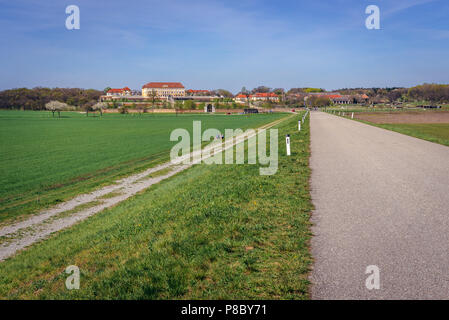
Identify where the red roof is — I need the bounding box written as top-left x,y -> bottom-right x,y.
142,82 -> 185,89
187,89 -> 210,93
253,92 -> 278,98
107,87 -> 131,94
235,94 -> 247,98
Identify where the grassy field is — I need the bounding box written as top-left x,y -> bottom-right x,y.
0,110 -> 286,223
326,109 -> 449,146
0,113 -> 312,299
326,106 -> 449,113
376,123 -> 449,146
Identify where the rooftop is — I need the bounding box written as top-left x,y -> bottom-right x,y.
142,82 -> 185,89
107,87 -> 131,93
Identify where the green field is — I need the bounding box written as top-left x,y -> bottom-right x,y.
377,123 -> 449,146
0,113 -> 313,299
0,110 -> 286,223
325,109 -> 449,146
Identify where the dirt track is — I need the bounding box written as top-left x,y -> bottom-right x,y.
355,111 -> 449,124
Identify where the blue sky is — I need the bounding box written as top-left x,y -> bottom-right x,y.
0,0 -> 448,93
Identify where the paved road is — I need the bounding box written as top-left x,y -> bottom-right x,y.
310,112 -> 449,299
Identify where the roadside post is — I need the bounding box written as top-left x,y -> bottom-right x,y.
298,120 -> 301,131
351,112 -> 354,119
286,134 -> 291,156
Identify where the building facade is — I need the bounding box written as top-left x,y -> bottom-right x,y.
250,92 -> 280,102
234,94 -> 248,103
142,82 -> 185,99
234,92 -> 280,103
331,96 -> 352,105
106,87 -> 131,96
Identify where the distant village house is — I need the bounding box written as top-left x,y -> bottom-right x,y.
250,92 -> 280,102
106,87 -> 131,96
234,92 -> 280,104
186,89 -> 210,96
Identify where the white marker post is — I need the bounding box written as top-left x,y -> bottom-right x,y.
286,134 -> 291,156
298,120 -> 301,131
351,112 -> 354,119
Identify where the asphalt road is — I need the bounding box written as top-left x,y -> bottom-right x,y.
309,111 -> 449,299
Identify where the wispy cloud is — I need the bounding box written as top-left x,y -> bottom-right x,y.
383,0 -> 439,17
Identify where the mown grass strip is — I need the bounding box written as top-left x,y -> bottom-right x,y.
376,123 -> 449,147
326,110 -> 449,146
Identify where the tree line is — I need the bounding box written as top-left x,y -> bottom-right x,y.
0,87 -> 103,110
243,84 -> 449,104
330,84 -> 449,104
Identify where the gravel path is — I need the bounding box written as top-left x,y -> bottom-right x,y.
310,111 -> 449,299
0,116 -> 289,261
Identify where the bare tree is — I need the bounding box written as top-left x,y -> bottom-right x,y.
91,102 -> 106,116
240,87 -> 251,107
149,89 -> 157,115
251,86 -> 271,94
83,101 -> 96,117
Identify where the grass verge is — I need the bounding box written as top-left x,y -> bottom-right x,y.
327,110 -> 449,147
0,113 -> 312,299
376,123 -> 449,147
